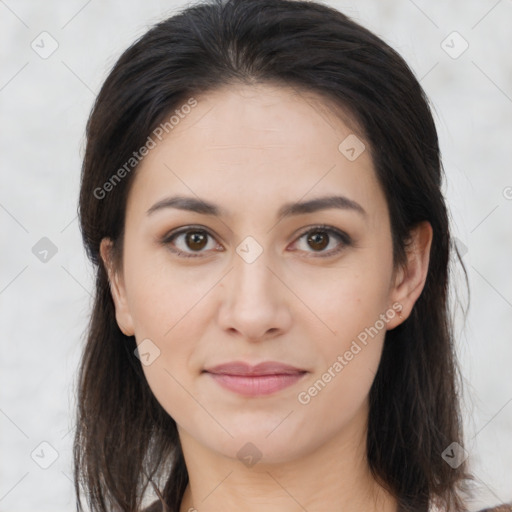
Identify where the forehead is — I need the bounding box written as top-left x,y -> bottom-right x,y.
126,83 -> 385,225
173,82 -> 363,152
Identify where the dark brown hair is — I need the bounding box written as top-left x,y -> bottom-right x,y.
74,0 -> 471,510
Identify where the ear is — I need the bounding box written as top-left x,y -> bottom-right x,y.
386,221 -> 433,330
99,238 -> 135,337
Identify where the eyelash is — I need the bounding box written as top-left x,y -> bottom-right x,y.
160,224 -> 352,259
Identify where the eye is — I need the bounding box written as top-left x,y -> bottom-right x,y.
290,225 -> 352,257
161,226 -> 222,258
161,224 -> 351,259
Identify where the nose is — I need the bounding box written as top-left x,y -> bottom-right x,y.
217,247 -> 292,343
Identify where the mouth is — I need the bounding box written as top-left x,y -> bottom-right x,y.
203,360 -> 307,376
202,361 -> 308,396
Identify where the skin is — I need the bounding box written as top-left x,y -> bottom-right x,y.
100,83 -> 432,512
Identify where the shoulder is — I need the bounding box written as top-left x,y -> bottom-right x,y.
142,499 -> 164,512
477,505 -> 512,512
141,499 -> 512,512
140,500 -> 512,512
142,500 -> 512,512
143,500 -> 512,512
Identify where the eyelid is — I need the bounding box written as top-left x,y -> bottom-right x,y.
161,224 -> 352,258
290,224 -> 352,257
160,225 -> 222,258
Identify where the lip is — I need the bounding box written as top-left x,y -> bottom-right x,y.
203,361 -> 306,376
203,361 -> 308,397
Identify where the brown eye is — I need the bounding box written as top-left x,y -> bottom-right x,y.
292,225 -> 352,257
307,231 -> 329,251
185,231 -> 208,251
162,227 -> 220,258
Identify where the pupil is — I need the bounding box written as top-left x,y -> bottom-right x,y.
187,231 -> 207,250
308,231 -> 328,251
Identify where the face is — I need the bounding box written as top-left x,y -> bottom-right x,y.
101,83 -> 430,466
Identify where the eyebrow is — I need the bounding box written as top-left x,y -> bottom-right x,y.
146,194 -> 367,219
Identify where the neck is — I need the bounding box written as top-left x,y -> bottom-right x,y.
176,405 -> 397,512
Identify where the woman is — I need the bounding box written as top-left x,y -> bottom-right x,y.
73,0 -> 511,511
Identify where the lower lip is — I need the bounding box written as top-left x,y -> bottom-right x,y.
206,372 -> 307,396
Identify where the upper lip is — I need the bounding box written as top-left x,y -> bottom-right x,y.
204,361 -> 307,376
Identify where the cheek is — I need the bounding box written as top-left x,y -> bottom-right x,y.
122,246 -> 208,407
291,255 -> 392,401
294,271 -> 390,427
124,240 -> 214,335
289,254 -> 392,339
295,340 -> 381,446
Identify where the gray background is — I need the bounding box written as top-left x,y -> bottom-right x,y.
1,0 -> 511,510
